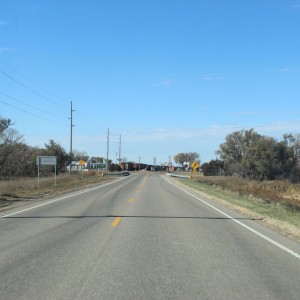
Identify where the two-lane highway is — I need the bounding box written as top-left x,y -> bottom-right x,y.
0,173 -> 299,299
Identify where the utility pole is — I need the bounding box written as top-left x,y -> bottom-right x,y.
119,134 -> 121,163
69,100 -> 75,175
138,157 -> 142,171
168,155 -> 172,172
153,157 -> 157,171
106,128 -> 109,171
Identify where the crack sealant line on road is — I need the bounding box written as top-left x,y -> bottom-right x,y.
163,176 -> 300,260
0,176 -> 129,219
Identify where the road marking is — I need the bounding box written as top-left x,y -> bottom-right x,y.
1,177 -> 129,219
112,217 -> 122,227
165,177 -> 300,260
128,198 -> 134,203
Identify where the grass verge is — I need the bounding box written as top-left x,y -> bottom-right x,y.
0,172 -> 116,210
177,177 -> 300,241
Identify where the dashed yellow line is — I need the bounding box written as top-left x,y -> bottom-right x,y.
128,198 -> 134,203
112,217 -> 122,227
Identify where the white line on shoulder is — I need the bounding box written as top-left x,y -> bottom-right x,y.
1,177 -> 127,218
164,176 -> 300,260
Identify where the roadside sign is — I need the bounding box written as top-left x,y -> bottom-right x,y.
36,156 -> 57,188
191,162 -> 199,174
191,162 -> 199,170
36,156 -> 57,166
79,160 -> 86,166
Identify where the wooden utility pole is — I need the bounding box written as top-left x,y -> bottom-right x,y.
69,101 -> 75,175
119,134 -> 121,163
106,128 -> 109,170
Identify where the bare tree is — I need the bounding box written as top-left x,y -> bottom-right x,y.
0,128 -> 23,175
0,117 -> 13,133
73,150 -> 89,162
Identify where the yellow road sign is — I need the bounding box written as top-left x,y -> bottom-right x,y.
191,162 -> 199,170
79,160 -> 86,166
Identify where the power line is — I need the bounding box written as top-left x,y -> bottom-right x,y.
0,70 -> 63,107
0,98 -> 67,125
0,62 -> 104,134
0,91 -> 64,118
76,111 -> 101,131
0,58 -> 68,106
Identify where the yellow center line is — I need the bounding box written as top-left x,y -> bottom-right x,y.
112,217 -> 122,227
128,198 -> 134,203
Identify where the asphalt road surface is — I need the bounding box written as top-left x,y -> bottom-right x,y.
0,173 -> 299,299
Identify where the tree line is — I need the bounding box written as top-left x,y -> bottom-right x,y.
173,129 -> 300,181
2,116 -> 300,181
0,116 -> 91,178
202,129 -> 300,181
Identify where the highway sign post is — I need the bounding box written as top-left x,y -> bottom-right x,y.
79,160 -> 86,179
36,156 -> 57,188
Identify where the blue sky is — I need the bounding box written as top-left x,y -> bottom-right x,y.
1,0 -> 300,165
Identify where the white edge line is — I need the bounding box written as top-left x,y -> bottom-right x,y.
164,176 -> 300,260
1,177 -> 128,219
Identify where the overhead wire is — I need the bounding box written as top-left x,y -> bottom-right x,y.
0,67 -> 100,132
0,58 -> 68,106
0,91 -> 66,119
0,70 -> 64,107
0,98 -> 67,125
0,62 -> 108,152
76,113 -> 101,131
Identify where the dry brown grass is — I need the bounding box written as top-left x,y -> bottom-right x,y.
175,178 -> 300,241
174,175 -> 300,240
190,175 -> 300,209
0,172 -> 115,209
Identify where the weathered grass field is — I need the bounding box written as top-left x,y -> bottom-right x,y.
0,171 -> 115,210
179,175 -> 300,241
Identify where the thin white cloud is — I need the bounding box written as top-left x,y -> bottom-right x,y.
279,67 -> 292,72
291,2 -> 300,9
155,79 -> 177,87
202,73 -> 221,81
117,120 -> 300,145
24,120 -> 300,165
265,67 -> 300,73
122,126 -> 238,142
279,67 -> 300,73
229,110 -> 300,118
0,21 -> 10,27
232,111 -> 278,117
0,47 -> 13,53
257,119 -> 300,133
